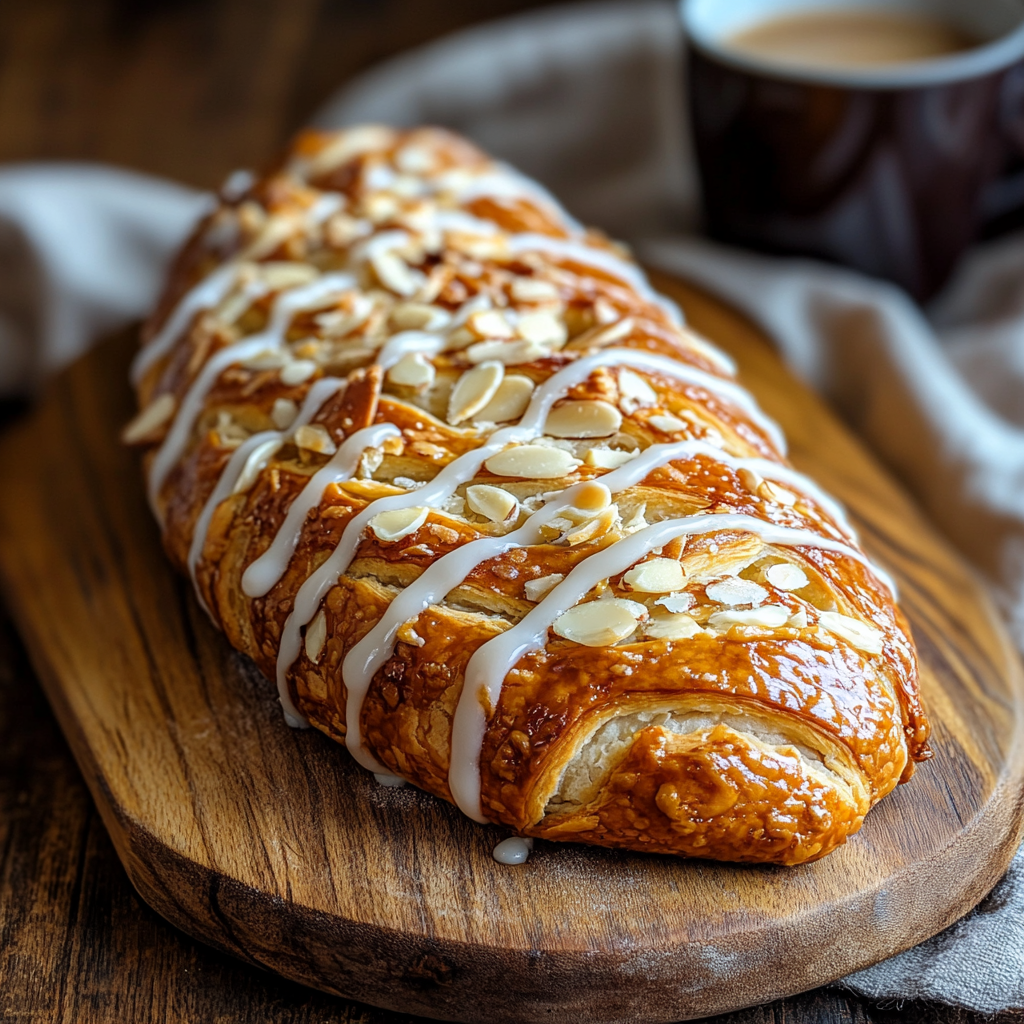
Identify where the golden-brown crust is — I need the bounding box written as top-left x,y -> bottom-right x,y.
128,125 -> 930,866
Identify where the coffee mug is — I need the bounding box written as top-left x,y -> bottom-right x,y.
682,0 -> 1024,300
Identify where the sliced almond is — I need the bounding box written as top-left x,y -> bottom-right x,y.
466,484 -> 519,523
391,302 -> 451,331
369,506 -> 429,542
618,369 -> 658,414
623,558 -> 685,594
648,413 -> 687,434
294,423 -> 337,456
545,399 -> 622,439
304,126 -> 396,178
387,352 -> 436,391
574,481 -> 612,512
280,359 -> 318,386
705,578 -> 768,607
371,251 -> 425,297
524,573 -> 564,601
593,298 -> 620,324
473,374 -> 535,424
122,393 -> 176,444
762,480 -> 798,506
645,612 -> 703,641
818,611 -> 883,654
511,278 -> 559,302
584,447 -> 638,469
564,505 -> 618,546
271,398 -> 299,430
232,438 -> 282,494
394,144 -> 437,175
553,598 -> 645,647
485,445 -> 579,479
516,310 -> 567,348
260,261 -> 319,290
656,591 -> 695,613
765,563 -> 809,591
467,309 -> 513,339
789,607 -> 809,629
305,608 -> 328,664
737,467 -> 764,494
448,361 -> 504,424
465,339 -> 549,366
709,605 -> 791,630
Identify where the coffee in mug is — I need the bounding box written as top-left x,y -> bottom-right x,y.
681,0 -> 1024,300
726,10 -> 979,68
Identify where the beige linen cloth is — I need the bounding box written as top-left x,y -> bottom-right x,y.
1,1 -> 1023,1012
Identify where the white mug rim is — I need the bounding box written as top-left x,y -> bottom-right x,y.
680,0 -> 1024,89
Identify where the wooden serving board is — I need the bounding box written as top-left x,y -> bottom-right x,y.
1,275 -> 1022,1024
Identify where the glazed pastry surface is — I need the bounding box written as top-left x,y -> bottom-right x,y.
127,126 -> 930,865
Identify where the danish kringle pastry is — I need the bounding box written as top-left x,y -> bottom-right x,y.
126,126 -> 930,866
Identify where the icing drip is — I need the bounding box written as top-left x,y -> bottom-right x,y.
241,422 -> 402,599
492,836 -> 533,865
448,512 -> 896,822
147,272 -> 356,515
187,376 -> 348,617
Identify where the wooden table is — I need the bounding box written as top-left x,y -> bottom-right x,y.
0,1 -> 1021,1021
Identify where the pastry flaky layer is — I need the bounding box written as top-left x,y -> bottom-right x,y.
127,125 -> 930,866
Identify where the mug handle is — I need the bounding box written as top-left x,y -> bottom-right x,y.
979,60 -> 1024,237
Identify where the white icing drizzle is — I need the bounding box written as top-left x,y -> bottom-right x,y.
187,376 -> 348,617
147,273 -> 356,515
448,512 -> 896,822
376,330 -> 448,370
241,422 -> 401,599
131,262 -> 256,386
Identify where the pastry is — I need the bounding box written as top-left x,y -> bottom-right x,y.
126,126 -> 931,865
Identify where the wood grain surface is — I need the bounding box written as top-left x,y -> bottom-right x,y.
0,274 -> 1022,1023
0,1 -> 1022,1021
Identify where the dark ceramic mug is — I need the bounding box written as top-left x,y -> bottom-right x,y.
682,0 -> 1024,299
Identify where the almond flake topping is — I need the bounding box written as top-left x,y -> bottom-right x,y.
511,278 -> 559,302
372,250 -> 425,297
709,605 -> 791,630
387,352 -> 436,390
623,558 -> 686,594
584,447 -> 638,469
818,611 -> 883,654
465,339 -> 551,366
448,361 -> 504,424
544,399 -> 622,439
553,598 -> 647,647
705,578 -> 768,607
765,563 -> 809,591
618,369 -> 657,414
271,398 -> 299,430
466,484 -> 519,523
391,302 -> 451,331
468,309 -> 513,339
369,506 -> 429,542
294,424 -> 337,456
473,375 -> 535,424
645,613 -> 703,641
648,413 -> 687,434
122,393 -> 176,444
524,574 -> 565,601
484,445 -> 580,479
280,360 -> 318,386
305,608 -> 328,664
516,310 -> 567,348
657,591 -> 695,613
